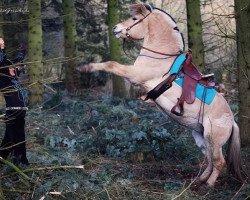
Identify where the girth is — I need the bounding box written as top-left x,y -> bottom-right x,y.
145,50 -> 215,116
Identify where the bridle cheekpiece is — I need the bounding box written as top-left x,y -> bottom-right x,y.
125,12 -> 151,39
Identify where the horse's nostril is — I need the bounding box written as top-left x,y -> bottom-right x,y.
112,26 -> 117,31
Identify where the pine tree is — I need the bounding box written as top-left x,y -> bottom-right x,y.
62,0 -> 79,92
186,0 -> 205,70
28,0 -> 43,104
235,0 -> 250,146
108,0 -> 128,97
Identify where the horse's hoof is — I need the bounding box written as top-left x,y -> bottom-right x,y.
76,64 -> 92,73
196,183 -> 213,195
190,180 -> 203,190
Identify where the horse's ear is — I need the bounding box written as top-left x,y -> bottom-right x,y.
129,4 -> 148,16
144,4 -> 153,12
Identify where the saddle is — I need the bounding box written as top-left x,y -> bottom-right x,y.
145,50 -> 215,116
171,51 -> 215,116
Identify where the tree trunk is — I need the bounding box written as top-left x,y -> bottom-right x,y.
108,0 -> 128,97
235,0 -> 250,146
28,0 -> 43,104
62,0 -> 80,93
186,0 -> 205,70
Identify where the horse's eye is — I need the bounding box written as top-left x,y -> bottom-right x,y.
132,17 -> 137,21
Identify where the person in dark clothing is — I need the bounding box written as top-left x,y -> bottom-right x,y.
0,37 -> 29,165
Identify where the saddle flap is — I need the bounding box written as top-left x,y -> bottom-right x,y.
181,74 -> 197,104
182,61 -> 203,81
181,51 -> 203,81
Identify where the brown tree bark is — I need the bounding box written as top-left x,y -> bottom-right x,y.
235,0 -> 250,146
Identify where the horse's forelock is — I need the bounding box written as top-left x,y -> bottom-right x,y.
129,4 -> 148,16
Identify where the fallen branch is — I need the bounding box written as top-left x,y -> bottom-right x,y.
231,181 -> 247,200
0,137 -> 36,151
2,189 -> 32,194
1,165 -> 84,179
39,191 -> 66,200
0,157 -> 32,181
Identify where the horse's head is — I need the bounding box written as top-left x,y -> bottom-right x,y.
112,4 -> 152,40
113,4 -> 184,53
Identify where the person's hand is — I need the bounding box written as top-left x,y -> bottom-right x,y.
0,38 -> 5,49
9,67 -> 16,76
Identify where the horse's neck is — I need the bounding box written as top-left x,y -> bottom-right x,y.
133,12 -> 183,85
142,12 -> 183,56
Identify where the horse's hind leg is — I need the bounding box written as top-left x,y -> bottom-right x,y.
192,130 -> 213,185
203,121 -> 232,187
206,145 -> 225,187
197,140 -> 213,183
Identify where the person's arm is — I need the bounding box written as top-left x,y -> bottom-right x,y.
0,49 -> 5,63
12,44 -> 26,63
12,44 -> 26,76
0,38 -> 6,63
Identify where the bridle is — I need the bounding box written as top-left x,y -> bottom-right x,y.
125,12 -> 151,38
124,9 -> 183,58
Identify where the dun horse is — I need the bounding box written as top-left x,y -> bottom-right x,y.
77,4 -> 243,187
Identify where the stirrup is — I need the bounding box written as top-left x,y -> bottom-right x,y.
202,73 -> 214,78
171,98 -> 184,116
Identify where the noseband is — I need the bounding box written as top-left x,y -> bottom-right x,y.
124,11 -> 182,57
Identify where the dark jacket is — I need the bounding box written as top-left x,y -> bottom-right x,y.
0,48 -> 25,79
0,49 -> 11,77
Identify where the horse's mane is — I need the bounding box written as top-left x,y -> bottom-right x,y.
153,8 -> 177,24
152,7 -> 185,52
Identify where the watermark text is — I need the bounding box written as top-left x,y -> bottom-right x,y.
0,8 -> 29,14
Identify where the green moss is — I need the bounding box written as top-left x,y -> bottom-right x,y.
186,0 -> 205,71
108,0 -> 128,97
62,0 -> 80,92
28,0 -> 44,105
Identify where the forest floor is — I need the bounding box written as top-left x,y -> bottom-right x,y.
0,89 -> 249,200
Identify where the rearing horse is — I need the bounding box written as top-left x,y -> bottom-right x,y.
77,3 -> 243,187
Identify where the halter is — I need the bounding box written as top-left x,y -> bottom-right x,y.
124,9 -> 183,57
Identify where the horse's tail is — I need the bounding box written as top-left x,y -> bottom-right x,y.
226,121 -> 244,182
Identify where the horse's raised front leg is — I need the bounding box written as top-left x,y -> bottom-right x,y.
77,61 -> 136,82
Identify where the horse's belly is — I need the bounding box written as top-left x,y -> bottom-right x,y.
155,95 -> 202,130
145,82 -> 202,130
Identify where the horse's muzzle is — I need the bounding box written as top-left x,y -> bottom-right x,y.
112,26 -> 123,38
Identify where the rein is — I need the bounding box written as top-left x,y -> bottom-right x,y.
124,11 -> 182,58
139,45 -> 182,57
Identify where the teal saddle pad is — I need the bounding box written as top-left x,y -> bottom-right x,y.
169,54 -> 217,105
